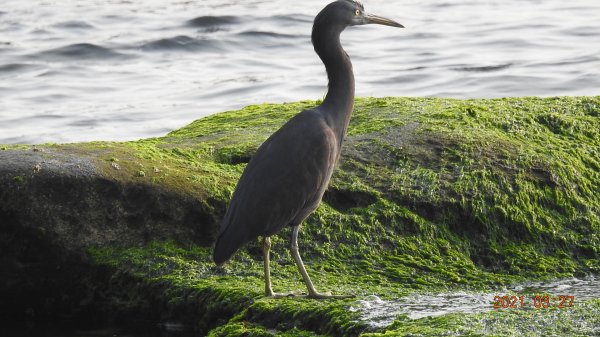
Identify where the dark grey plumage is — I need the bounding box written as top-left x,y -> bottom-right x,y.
213,0 -> 402,298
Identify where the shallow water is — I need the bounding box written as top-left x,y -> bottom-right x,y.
350,275 -> 600,328
1,0 -> 599,144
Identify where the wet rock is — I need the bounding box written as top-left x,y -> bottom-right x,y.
0,149 -> 217,319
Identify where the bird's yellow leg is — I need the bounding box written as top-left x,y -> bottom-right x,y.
263,236 -> 302,298
290,225 -> 354,299
263,236 -> 275,297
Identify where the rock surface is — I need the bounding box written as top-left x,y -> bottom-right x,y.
0,148 -> 220,318
0,96 -> 598,335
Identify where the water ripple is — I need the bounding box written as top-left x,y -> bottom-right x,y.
237,30 -> 301,39
453,63 -> 513,72
140,36 -> 220,52
34,43 -> 131,61
186,15 -> 239,27
52,21 -> 96,30
0,63 -> 39,73
351,276 -> 600,328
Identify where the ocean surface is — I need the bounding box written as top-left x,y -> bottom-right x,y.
1,0 -> 599,144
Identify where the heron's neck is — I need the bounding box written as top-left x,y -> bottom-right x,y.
313,25 -> 355,139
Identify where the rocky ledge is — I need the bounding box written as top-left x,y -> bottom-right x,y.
1,96 -> 598,336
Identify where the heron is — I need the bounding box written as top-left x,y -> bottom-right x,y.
213,0 -> 403,299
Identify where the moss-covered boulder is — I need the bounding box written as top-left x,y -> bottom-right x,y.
0,96 -> 598,335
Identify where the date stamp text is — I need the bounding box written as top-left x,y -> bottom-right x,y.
492,295 -> 574,309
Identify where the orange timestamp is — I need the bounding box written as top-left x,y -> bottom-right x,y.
493,295 -> 574,309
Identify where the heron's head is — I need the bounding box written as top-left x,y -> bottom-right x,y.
320,0 -> 404,29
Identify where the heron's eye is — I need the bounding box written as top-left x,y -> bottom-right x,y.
355,9 -> 360,16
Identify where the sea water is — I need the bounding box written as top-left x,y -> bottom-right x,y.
1,0 -> 599,144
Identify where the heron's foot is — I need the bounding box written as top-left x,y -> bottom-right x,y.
306,291 -> 355,299
265,289 -> 305,298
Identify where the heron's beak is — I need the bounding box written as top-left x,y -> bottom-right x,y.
366,14 -> 404,28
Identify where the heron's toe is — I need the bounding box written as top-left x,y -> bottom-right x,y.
307,292 -> 355,299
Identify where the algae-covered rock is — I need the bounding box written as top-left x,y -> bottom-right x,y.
0,146 -> 222,320
0,96 -> 598,335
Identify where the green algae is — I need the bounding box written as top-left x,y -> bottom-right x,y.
208,323 -> 329,337
89,241 -> 366,336
11,96 -> 598,335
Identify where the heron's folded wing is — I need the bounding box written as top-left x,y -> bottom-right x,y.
219,109 -> 336,243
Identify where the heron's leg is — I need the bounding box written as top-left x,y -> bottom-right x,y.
290,225 -> 318,295
263,236 -> 275,297
290,225 -> 354,299
263,236 -> 300,298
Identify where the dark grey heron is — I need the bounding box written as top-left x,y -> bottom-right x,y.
213,0 -> 403,298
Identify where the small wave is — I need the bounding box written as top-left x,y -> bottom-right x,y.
405,66 -> 428,71
140,35 -> 218,52
453,63 -> 512,72
0,63 -> 39,73
52,20 -> 96,30
561,26 -> 599,37
186,15 -> 238,27
534,54 -> 599,67
409,32 -> 442,39
433,2 -> 459,8
30,28 -> 51,35
271,14 -> 312,24
35,43 -> 129,60
68,119 -> 99,127
237,30 -> 299,39
28,94 -> 72,104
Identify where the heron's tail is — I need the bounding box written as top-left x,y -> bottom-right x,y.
212,222 -> 248,266
212,235 -> 238,266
